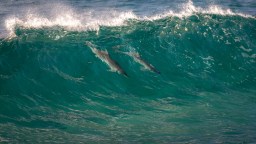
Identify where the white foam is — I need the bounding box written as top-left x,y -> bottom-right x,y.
146,0 -> 252,20
4,0 -> 253,37
5,10 -> 138,37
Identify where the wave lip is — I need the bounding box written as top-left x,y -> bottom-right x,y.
145,0 -> 253,20
4,11 -> 138,37
3,0 -> 254,37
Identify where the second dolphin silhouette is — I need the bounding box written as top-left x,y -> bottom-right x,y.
118,51 -> 160,74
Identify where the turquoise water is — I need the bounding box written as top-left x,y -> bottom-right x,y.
0,1 -> 256,143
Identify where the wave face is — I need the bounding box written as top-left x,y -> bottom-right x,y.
0,2 -> 256,143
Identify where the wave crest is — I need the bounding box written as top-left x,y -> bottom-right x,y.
4,0 -> 254,37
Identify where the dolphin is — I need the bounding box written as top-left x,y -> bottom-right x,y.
86,42 -> 128,77
118,51 -> 160,74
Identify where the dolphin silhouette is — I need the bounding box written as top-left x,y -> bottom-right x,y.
86,42 -> 128,77
118,51 -> 160,74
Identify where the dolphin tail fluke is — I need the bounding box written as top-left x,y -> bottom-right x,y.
123,72 -> 129,78
154,69 -> 161,74
149,64 -> 161,74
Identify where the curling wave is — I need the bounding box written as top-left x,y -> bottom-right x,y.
0,1 -> 256,143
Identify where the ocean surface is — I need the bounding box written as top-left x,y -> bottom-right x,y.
0,0 -> 256,143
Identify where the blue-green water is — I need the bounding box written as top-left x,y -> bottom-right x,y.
0,0 -> 256,143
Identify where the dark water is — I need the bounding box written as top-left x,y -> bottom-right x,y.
0,0 -> 256,143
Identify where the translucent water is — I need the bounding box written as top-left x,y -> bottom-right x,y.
0,0 -> 256,143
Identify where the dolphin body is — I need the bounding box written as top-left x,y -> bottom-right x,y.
86,42 -> 128,77
119,51 -> 160,74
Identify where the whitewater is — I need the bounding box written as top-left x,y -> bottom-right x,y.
0,0 -> 256,143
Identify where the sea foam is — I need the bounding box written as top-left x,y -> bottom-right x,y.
4,0 -> 253,37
